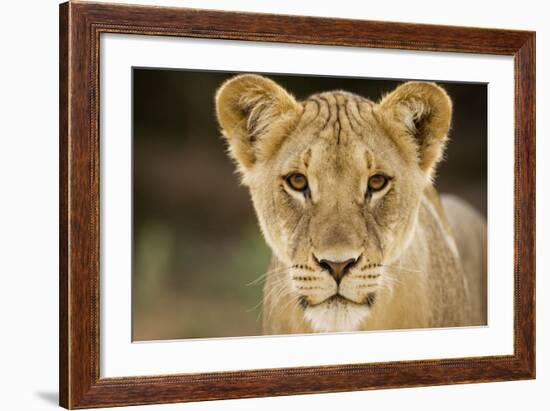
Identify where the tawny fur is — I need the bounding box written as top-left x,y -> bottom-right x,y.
215,74 -> 487,334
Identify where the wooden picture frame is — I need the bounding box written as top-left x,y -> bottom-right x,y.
59,1 -> 535,408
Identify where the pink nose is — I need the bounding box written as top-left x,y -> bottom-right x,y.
317,258 -> 357,284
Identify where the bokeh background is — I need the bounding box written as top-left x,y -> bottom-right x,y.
132,68 -> 487,341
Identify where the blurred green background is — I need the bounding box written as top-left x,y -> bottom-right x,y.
132,69 -> 487,341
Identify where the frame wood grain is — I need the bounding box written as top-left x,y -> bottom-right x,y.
59,1 -> 535,408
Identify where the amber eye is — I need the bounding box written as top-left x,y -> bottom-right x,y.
286,173 -> 308,192
368,174 -> 389,192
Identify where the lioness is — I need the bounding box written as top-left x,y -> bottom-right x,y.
215,75 -> 487,334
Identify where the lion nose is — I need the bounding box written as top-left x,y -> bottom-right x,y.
316,257 -> 358,284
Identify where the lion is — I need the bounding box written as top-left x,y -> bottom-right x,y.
215,74 -> 487,334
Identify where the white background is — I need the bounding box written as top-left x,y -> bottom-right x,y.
0,0 -> 546,410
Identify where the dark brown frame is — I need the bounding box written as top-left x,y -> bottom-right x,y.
59,1 -> 536,409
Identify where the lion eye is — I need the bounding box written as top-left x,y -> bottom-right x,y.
286,173 -> 308,192
368,174 -> 389,192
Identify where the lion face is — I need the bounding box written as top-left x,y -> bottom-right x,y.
216,75 -> 452,332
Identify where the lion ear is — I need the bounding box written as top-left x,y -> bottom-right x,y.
377,81 -> 452,180
215,74 -> 302,174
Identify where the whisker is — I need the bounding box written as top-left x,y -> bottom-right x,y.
245,266 -> 293,287
246,297 -> 266,313
276,292 -> 301,318
246,278 -> 289,313
265,288 -> 298,321
281,296 -> 301,317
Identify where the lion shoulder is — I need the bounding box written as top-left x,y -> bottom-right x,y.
440,193 -> 487,324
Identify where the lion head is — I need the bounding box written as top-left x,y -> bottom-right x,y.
215,74 -> 452,332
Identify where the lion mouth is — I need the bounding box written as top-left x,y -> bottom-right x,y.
326,295 -> 355,305
301,293 -> 376,308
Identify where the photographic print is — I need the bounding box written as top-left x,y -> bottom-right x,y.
132,69 -> 487,341
60,3 -> 535,407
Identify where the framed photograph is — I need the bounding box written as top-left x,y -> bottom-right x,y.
59,1 -> 535,408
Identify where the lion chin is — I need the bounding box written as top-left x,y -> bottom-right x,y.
303,296 -> 372,333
